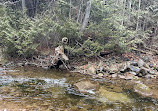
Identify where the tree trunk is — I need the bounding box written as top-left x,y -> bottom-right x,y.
22,0 -> 26,11
142,18 -> 146,31
77,0 -> 83,23
136,0 -> 141,31
80,0 -> 92,33
69,0 -> 72,20
128,0 -> 132,23
121,0 -> 126,26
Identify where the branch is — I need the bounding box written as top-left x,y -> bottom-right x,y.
0,0 -> 21,6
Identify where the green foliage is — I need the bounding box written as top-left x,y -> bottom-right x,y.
0,7 -> 39,57
83,39 -> 104,56
57,19 -> 80,40
0,6 -> 80,57
0,0 -> 157,58
65,39 -> 104,57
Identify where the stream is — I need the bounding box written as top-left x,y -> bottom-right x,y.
0,66 -> 158,111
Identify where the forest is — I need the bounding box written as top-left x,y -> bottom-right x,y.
0,0 -> 158,110
0,0 -> 157,58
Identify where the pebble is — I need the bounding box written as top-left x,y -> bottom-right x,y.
98,73 -> 104,77
149,64 -> 154,68
111,74 -> 117,78
129,71 -> 137,75
118,75 -> 125,79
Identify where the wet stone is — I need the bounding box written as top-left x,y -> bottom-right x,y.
108,64 -> 119,74
129,71 -> 137,75
118,75 -> 126,79
125,73 -> 135,80
149,70 -> 156,75
138,59 -> 145,67
134,82 -> 153,97
130,61 -> 138,66
143,63 -> 150,69
119,62 -> 130,73
149,63 -> 154,68
143,56 -> 150,62
73,80 -> 100,95
145,74 -> 157,79
111,74 -> 117,78
97,86 -> 130,103
129,65 -> 140,73
98,73 -> 104,77
139,67 -> 149,76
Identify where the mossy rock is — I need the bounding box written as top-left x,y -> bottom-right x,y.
74,80 -> 100,95
134,83 -> 153,97
97,86 -> 130,103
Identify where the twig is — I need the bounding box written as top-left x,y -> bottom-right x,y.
60,59 -> 69,70
131,47 -> 153,55
0,0 -> 21,6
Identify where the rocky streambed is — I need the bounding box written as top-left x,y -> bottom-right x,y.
0,66 -> 158,110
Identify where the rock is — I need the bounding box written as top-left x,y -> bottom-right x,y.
119,62 -> 130,73
145,74 -> 157,79
133,76 -> 140,80
73,80 -> 100,95
103,73 -> 109,78
17,62 -> 25,67
98,73 -> 104,77
0,86 -> 11,93
138,59 -> 145,67
149,63 -> 154,68
143,63 -> 150,69
129,65 -> 140,73
139,67 -> 149,76
149,69 -> 156,75
123,57 -> 130,61
137,73 -> 143,77
111,74 -> 117,78
108,64 -> 119,74
97,86 -> 130,103
130,61 -> 138,66
108,85 -> 123,93
88,65 -> 96,75
118,75 -> 126,79
97,61 -> 104,72
143,56 -> 150,62
134,82 -> 153,97
0,67 -> 5,71
129,71 -> 137,75
124,72 -> 135,80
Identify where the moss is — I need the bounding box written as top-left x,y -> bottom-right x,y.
97,86 -> 130,103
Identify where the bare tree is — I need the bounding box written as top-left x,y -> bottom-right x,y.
22,0 -> 26,11
136,0 -> 141,31
80,0 -> 92,33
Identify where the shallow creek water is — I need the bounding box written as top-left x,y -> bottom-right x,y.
0,66 -> 158,111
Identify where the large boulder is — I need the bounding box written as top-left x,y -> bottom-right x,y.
97,86 -> 130,103
134,82 -> 153,97
73,80 -> 100,95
